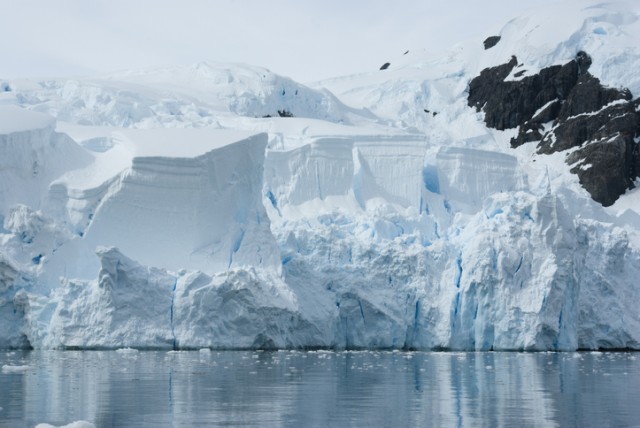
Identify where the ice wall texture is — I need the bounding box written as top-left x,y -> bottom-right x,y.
0,106 -> 92,217
75,133 -> 279,275
17,185 -> 640,350
7,126 -> 639,351
2,0 -> 640,350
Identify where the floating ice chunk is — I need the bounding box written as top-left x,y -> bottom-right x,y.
35,421 -> 96,428
1,364 -> 30,373
115,347 -> 139,354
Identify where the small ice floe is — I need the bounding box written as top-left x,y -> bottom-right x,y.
35,421 -> 96,428
1,364 -> 30,373
115,347 -> 139,354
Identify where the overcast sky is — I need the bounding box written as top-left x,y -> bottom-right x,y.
1,1 -> 550,82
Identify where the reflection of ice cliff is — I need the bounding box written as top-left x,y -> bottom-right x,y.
2,1 -> 640,350
5,351 -> 639,426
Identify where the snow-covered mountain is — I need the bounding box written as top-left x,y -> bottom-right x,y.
1,0 -> 639,350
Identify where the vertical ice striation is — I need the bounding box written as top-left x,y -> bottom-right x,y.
435,147 -> 525,211
44,130 -> 281,280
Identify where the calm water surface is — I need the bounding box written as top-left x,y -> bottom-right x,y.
0,350 -> 639,427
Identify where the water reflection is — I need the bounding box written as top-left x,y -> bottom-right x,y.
1,350 -> 638,427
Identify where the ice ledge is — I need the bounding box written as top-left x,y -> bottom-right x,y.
40,131 -> 280,280
0,105 -> 55,135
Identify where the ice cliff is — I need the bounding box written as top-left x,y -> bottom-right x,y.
1,0 -> 640,350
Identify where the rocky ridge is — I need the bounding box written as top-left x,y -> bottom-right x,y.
468,51 -> 640,206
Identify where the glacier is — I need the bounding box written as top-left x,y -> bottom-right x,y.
1,0 -> 640,351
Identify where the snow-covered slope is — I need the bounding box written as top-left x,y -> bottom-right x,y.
1,0 -> 640,350
8,62 -> 374,128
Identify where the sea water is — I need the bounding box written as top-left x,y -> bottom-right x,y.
1,350 -> 639,427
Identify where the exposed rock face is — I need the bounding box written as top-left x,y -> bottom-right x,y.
468,52 -> 640,206
483,36 -> 501,50
468,53 -> 591,131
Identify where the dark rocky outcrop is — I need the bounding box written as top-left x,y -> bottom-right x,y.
468,54 -> 589,131
538,97 -> 635,154
261,109 -> 295,118
483,36 -> 501,50
277,109 -> 294,118
468,51 -> 640,206
567,133 -> 637,206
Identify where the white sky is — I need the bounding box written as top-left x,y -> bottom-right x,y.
1,0 -> 553,82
